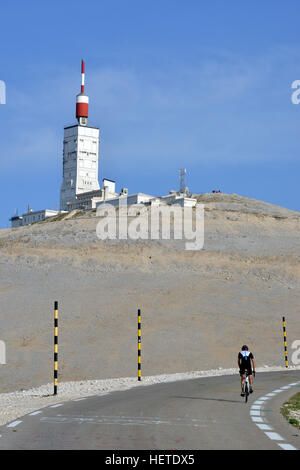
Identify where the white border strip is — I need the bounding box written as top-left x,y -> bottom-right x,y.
250,381 -> 300,450
28,410 -> 42,416
7,420 -> 22,428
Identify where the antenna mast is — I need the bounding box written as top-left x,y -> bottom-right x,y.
179,168 -> 187,194
76,59 -> 89,126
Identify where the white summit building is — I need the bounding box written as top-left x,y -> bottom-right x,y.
60,124 -> 101,210
10,208 -> 60,228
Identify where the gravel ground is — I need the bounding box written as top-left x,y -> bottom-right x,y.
1,365 -> 300,427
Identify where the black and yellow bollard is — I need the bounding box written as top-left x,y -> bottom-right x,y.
54,301 -> 58,395
138,309 -> 141,381
282,316 -> 288,368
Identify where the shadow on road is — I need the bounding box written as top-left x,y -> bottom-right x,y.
173,396 -> 242,404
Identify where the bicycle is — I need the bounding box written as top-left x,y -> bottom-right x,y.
244,371 -> 250,403
243,370 -> 255,403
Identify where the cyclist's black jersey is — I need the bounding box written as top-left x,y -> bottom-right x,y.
238,351 -> 254,370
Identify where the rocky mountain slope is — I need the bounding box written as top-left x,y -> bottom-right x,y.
0,193 -> 299,393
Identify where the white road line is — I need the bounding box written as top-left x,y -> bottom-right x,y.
29,411 -> 42,416
39,415 -> 209,427
251,416 -> 264,422
256,424 -> 273,431
265,432 -> 284,441
7,420 -> 22,428
50,403 -> 63,408
251,381 -> 299,450
278,443 -> 297,451
73,398 -> 86,401
250,410 -> 261,416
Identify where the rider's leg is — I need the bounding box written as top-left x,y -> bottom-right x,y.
249,373 -> 253,392
241,373 -> 245,395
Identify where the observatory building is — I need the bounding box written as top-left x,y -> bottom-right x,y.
9,61 -> 197,228
60,60 -> 117,211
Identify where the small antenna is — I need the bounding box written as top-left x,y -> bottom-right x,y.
179,168 -> 187,194
81,59 -> 85,93
76,59 -> 89,124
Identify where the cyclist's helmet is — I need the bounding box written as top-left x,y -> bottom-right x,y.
242,345 -> 248,350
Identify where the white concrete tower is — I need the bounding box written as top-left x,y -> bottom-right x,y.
60,60 -> 100,211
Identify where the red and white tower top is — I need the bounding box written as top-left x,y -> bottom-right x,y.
76,59 -> 89,125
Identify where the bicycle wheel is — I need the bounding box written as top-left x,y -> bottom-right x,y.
245,382 -> 249,403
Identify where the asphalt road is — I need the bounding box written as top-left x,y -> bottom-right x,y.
0,371 -> 299,450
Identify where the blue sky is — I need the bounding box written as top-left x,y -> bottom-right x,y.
1,1 -> 300,227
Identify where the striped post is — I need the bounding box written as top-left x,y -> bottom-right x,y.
138,309 -> 141,381
54,301 -> 58,394
282,316 -> 288,368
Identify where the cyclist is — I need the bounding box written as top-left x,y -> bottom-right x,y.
238,345 -> 256,397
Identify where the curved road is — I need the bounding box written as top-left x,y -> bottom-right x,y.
0,371 -> 299,450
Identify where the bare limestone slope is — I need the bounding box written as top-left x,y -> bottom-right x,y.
0,193 -> 299,393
